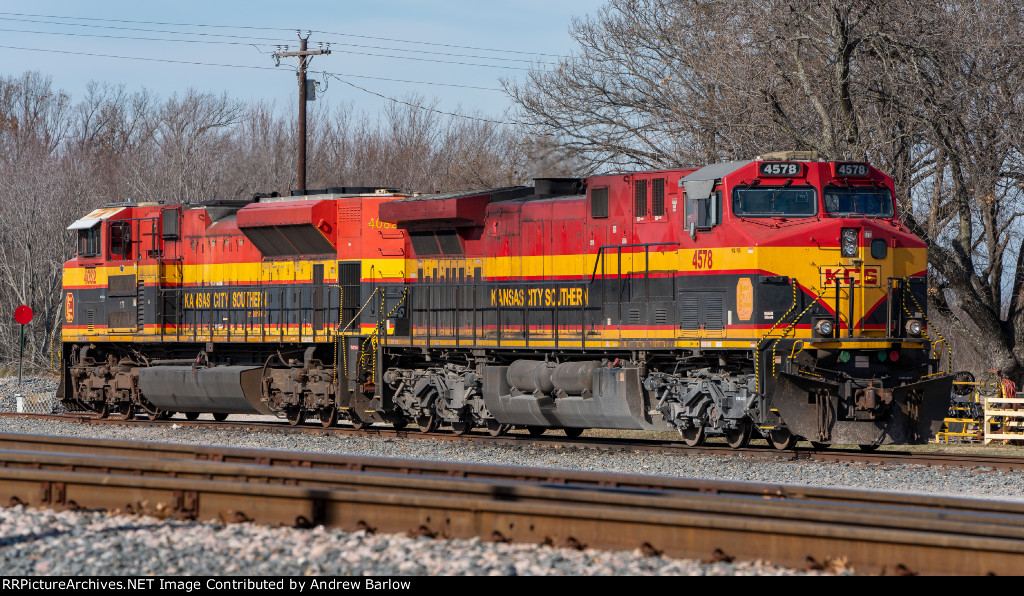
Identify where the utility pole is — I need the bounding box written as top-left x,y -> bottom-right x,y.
273,32 -> 330,193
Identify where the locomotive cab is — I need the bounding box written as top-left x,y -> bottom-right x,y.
672,152 -> 951,446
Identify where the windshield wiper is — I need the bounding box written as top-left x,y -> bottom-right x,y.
735,179 -> 760,208
767,180 -> 793,214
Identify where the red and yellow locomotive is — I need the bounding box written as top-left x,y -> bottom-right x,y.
60,151 -> 952,447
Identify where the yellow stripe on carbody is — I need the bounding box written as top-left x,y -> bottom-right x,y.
63,243 -> 925,347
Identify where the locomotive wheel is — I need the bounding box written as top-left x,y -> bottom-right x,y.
93,402 -> 109,419
527,426 -> 546,437
767,428 -> 797,450
139,401 -> 161,421
285,407 -> 305,426
451,415 -> 473,436
349,411 -> 370,430
417,414 -> 439,433
319,406 -> 338,428
724,421 -> 753,449
485,419 -> 509,437
212,413 -> 229,422
563,427 -> 584,439
109,402 -> 134,421
680,425 -> 705,447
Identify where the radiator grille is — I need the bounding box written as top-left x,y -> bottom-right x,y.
634,180 -> 648,217
680,297 -> 700,330
338,205 -> 361,221
652,178 -> 665,216
705,296 -> 725,331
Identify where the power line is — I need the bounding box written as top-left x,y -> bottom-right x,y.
0,16 -> 292,43
311,29 -> 566,60
0,16 -> 552,64
0,11 -> 568,59
311,42 -> 552,65
0,26 -> 279,48
0,15 -> 554,63
0,44 -> 506,91
322,49 -> 534,71
0,26 -> 540,70
324,73 -> 518,125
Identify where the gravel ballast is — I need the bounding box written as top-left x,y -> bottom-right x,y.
0,376 -> 58,414
0,507 -> 836,576
0,375 -> 1013,575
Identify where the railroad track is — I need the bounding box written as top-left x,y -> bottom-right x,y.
2,433 -> 1024,575
4,411 -> 1024,471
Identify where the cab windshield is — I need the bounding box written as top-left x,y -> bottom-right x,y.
823,186 -> 894,217
731,186 -> 817,217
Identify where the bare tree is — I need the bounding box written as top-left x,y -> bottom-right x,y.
0,73 -> 83,368
0,71 -> 537,370
866,0 -> 1024,376
126,90 -> 245,204
506,0 -> 1024,380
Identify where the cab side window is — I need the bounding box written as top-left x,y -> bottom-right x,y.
109,222 -> 133,259
590,187 -> 609,219
685,187 -> 722,229
78,227 -> 100,258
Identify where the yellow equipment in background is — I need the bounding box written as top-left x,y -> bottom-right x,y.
981,371 -> 1024,445
935,370 -> 1024,445
934,371 -> 985,443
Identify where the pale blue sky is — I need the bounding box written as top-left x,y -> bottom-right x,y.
0,1 -> 600,119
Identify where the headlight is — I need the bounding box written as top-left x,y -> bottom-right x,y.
841,228 -> 859,257
815,319 -> 834,336
905,319 -> 923,336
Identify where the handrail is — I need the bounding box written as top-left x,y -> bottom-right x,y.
900,277 -> 952,374
588,242 -> 680,284
338,287 -> 380,335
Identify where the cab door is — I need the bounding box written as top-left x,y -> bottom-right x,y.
105,220 -> 139,333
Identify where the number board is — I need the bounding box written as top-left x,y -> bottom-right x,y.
833,162 -> 870,177
758,162 -> 803,177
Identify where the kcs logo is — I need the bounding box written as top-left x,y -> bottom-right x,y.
820,266 -> 881,288
65,292 -> 74,323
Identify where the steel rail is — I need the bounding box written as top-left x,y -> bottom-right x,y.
4,441 -> 1024,534
2,443 -> 1024,574
5,412 -> 1024,471
0,432 -> 1021,516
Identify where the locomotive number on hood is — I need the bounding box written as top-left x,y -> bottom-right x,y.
692,249 -> 713,269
